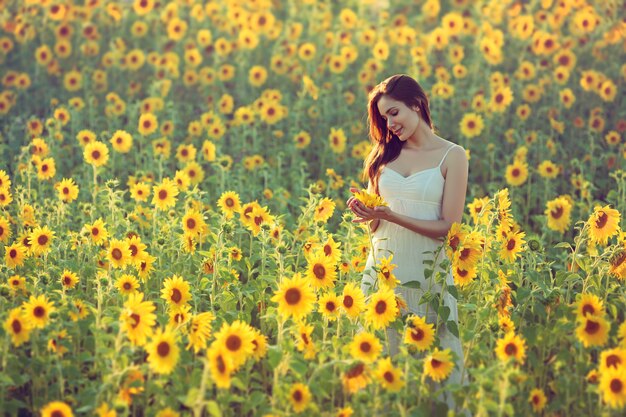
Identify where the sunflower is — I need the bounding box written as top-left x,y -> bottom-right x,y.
110,130 -> 133,153
182,209 -> 206,237
55,178 -> 79,202
116,274 -> 140,295
489,86 -> 513,112
528,388 -> 547,412
152,178 -> 179,210
120,292 -> 156,346
5,242 -> 26,269
69,299 -> 89,322
85,218 -> 109,245
213,320 -> 256,369
424,348 -> 454,382
377,255 -> 399,288
609,248 -> 626,280
454,232 -> 483,270
36,157 -> 56,180
84,141 -> 110,167
217,191 -> 241,219
289,383 -> 311,414
130,181 -> 151,202
545,197 -> 572,233
365,287 -> 398,330
168,304 -> 192,329
340,282 -> 366,319
505,160 -> 528,187
318,292 -> 341,321
342,362 -> 371,393
107,238 -> 131,269
247,328 -> 267,362
146,327 -> 179,374
28,225 -> 55,256
452,264 -> 477,287
306,252 -> 337,290
495,332 -> 527,364
207,344 -> 234,388
587,205 -> 621,246
136,253 -> 157,281
576,315 -> 609,348
161,275 -> 191,308
499,230 -> 526,263
600,367 -> 626,409
600,347 -> 626,372
126,235 -> 147,267
0,216 -> 11,243
328,127 -> 347,154
7,274 -> 27,295
576,293 -> 604,320
314,197 -> 335,223
0,187 -> 12,207
271,273 -> 316,321
498,314 -> 515,333
23,294 -> 55,329
186,311 -> 215,353
349,332 -> 382,363
459,112 -> 484,138
375,357 -> 405,392
137,113 -> 158,136
537,160 -> 559,179
60,269 -> 79,290
41,401 -> 73,417
4,307 -> 31,347
404,315 -> 435,351
294,131 -> 311,149
294,322 -> 317,359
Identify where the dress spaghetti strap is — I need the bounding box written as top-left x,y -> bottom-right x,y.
437,144 -> 458,167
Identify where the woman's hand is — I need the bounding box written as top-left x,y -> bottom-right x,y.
346,187 -> 392,223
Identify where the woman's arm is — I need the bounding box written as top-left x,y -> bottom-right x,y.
350,146 -> 468,239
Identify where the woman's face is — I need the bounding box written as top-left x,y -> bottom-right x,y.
376,94 -> 420,142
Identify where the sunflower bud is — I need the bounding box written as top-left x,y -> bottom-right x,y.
527,238 -> 541,251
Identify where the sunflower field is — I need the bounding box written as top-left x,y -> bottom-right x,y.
0,0 -> 625,416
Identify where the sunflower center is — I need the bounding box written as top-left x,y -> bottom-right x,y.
467,121 -> 475,129
459,248 -> 470,260
216,354 -> 226,373
375,300 -> 387,314
171,288 -> 182,303
606,354 -> 621,368
143,121 -> 151,129
123,282 -> 131,290
411,328 -> 425,341
505,342 -> 517,356
360,341 -> 371,352
313,264 -> 326,280
38,235 -> 48,245
129,244 -> 138,256
225,198 -> 233,207
63,276 -> 72,285
457,268 -> 469,277
9,249 -> 17,258
187,218 -> 196,229
551,206 -> 563,219
384,371 -> 394,383
51,411 -> 64,417
507,239 -> 516,250
324,245 -> 332,256
130,313 -> 141,328
34,306 -> 45,317
157,341 -> 170,357
112,248 -> 123,260
343,295 -> 354,308
581,304 -> 595,316
292,389 -> 303,402
610,378 -> 623,394
92,150 -> 101,159
226,335 -> 241,351
585,319 -> 600,335
512,168 -> 520,177
595,212 -> 608,229
326,301 -> 336,312
449,236 -> 459,251
431,358 -> 442,368
284,287 -> 302,305
346,363 -> 365,378
92,227 -> 99,236
11,319 -> 21,333
532,395 -> 540,405
159,190 -> 168,200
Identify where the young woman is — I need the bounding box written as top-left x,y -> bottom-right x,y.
347,74 -> 469,404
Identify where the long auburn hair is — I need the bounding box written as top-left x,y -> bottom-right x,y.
363,74 -> 433,194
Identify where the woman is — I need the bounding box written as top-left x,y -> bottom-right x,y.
347,74 -> 469,405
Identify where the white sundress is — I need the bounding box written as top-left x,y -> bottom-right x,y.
361,143 -> 468,393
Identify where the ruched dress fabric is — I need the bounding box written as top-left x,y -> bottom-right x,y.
361,144 -> 468,409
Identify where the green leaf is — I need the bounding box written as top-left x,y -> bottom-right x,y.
446,320 -> 459,338
403,281 -> 421,289
206,401 -> 222,417
438,305 -> 450,322
447,285 -> 458,299
267,345 -> 282,370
